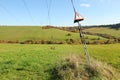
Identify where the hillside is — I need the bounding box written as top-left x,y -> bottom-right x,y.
58,23 -> 120,44
0,26 -> 107,44
60,23 -> 120,38
84,27 -> 120,38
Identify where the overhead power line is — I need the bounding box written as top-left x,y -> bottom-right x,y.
21,0 -> 34,24
0,3 -> 19,23
45,0 -> 52,25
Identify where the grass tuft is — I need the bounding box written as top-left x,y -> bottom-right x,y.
50,55 -> 120,80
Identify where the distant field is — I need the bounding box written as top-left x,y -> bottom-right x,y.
84,27 -> 120,38
0,26 -> 107,43
0,44 -> 120,79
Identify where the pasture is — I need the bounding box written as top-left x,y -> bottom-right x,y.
0,26 -> 107,44
84,27 -> 120,38
0,44 -> 120,80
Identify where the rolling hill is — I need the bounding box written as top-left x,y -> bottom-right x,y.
84,27 -> 120,38
0,26 -> 107,44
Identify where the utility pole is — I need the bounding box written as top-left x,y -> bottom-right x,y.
71,0 -> 91,66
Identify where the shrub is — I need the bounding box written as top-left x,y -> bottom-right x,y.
66,39 -> 75,44
104,39 -> 115,44
46,41 -> 54,44
97,37 -> 101,40
66,33 -> 72,36
41,40 -> 46,44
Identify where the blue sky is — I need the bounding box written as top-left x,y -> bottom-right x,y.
0,0 -> 120,26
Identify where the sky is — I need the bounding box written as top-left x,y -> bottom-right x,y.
0,0 -> 120,26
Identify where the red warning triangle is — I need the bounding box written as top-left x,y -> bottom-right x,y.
74,12 -> 84,23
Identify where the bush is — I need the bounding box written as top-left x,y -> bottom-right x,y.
41,40 -> 46,44
46,41 -> 54,44
97,37 -> 101,40
66,39 -> 75,44
104,39 -> 115,44
66,33 -> 72,36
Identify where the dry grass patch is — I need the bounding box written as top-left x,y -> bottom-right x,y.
50,55 -> 120,80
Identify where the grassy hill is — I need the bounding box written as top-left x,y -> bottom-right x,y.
0,26 -> 107,44
0,26 -> 120,79
50,23 -> 120,44
84,27 -> 120,38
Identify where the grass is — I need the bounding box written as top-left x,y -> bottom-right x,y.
0,44 -> 120,80
84,27 -> 120,38
50,55 -> 119,80
0,26 -> 107,43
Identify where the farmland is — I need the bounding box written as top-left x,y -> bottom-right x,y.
0,0 -> 120,79
0,26 -> 107,44
0,26 -> 120,79
0,44 -> 120,80
84,27 -> 120,38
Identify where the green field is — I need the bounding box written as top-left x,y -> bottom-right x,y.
84,27 -> 120,38
0,26 -> 107,43
0,26 -> 120,79
0,44 -> 120,80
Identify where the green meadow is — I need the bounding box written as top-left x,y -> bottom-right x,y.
84,27 -> 120,38
0,44 -> 120,80
0,26 -> 120,79
0,26 -> 107,43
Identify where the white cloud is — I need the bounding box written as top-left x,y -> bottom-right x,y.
80,3 -> 91,8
